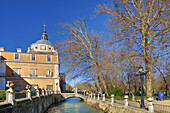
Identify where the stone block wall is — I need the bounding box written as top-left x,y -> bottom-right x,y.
85,98 -> 149,113
0,94 -> 63,113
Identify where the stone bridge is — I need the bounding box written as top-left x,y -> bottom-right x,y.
61,93 -> 86,100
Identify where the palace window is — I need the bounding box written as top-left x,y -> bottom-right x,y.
31,54 -> 36,61
13,68 -> 20,76
47,55 -> 51,62
30,69 -> 36,77
46,85 -> 53,91
14,53 -> 19,60
46,69 -> 53,77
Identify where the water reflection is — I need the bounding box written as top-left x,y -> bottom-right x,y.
46,97 -> 104,113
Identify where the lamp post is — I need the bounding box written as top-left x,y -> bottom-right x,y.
136,66 -> 145,108
56,83 -> 58,94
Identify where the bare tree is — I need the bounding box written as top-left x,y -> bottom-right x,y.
96,0 -> 170,97
59,20 -> 109,95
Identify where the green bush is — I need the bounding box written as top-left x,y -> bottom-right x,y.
0,90 -> 6,100
15,90 -> 26,99
108,87 -> 124,96
19,90 -> 26,93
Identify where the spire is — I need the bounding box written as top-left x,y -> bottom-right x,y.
43,24 -> 46,31
41,24 -> 48,40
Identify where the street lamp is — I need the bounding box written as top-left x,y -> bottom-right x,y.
136,66 -> 145,108
56,83 -> 58,94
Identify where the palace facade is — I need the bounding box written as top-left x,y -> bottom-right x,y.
0,25 -> 66,92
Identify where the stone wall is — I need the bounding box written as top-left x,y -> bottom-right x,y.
85,98 -> 149,113
0,94 -> 64,113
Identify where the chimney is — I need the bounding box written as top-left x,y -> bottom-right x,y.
0,47 -> 5,51
17,48 -> 22,52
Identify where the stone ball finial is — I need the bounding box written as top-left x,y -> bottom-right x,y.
35,85 -> 39,90
6,81 -> 14,88
124,95 -> 128,99
26,85 -> 31,90
147,97 -> 154,102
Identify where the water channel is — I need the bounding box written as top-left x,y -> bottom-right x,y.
45,97 -> 104,113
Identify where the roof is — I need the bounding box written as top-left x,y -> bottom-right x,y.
35,39 -> 53,45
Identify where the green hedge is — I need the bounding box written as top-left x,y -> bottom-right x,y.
108,87 -> 124,96
0,90 -> 27,100
0,90 -> 6,100
15,90 -> 26,99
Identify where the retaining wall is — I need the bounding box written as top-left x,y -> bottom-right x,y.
85,98 -> 149,113
0,94 -> 64,113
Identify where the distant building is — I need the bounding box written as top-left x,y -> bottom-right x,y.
0,25 -> 65,92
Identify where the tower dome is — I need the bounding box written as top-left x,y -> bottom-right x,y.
27,25 -> 57,54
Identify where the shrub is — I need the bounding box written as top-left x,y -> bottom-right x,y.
15,90 -> 26,99
108,87 -> 124,96
0,90 -> 6,100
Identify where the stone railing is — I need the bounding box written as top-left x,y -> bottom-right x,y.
0,81 -> 63,113
83,92 -> 163,113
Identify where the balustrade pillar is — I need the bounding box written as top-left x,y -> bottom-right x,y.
26,85 -> 32,99
5,81 -> 16,105
75,87 -> 77,94
86,92 -> 89,98
103,94 -> 105,101
111,94 -> 114,104
94,93 -> 96,99
84,90 -> 86,96
124,95 -> 128,107
98,93 -> 100,100
91,93 -> 93,98
42,88 -> 45,96
46,89 -> 48,95
49,90 -> 51,95
147,97 -> 154,112
36,85 -> 40,97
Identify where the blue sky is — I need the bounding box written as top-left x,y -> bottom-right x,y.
0,0 -> 109,86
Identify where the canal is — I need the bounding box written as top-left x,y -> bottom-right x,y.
45,97 -> 104,113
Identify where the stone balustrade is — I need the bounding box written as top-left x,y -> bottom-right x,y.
0,81 -> 63,113
0,82 -> 156,113
5,81 -> 16,105
84,92 -> 155,113
111,94 -> 114,104
3,81 -> 58,105
147,97 -> 154,112
103,94 -> 105,101
124,95 -> 128,107
98,93 -> 100,100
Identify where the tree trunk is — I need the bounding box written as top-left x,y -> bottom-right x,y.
145,64 -> 152,97
143,35 -> 152,97
95,66 -> 109,96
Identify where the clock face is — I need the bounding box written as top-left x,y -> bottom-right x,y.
41,46 -> 45,50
